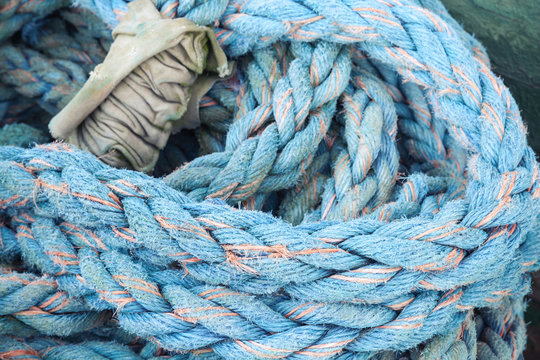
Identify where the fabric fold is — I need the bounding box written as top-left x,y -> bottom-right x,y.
49,0 -> 232,172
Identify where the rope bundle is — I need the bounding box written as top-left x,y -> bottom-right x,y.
0,0 -> 538,359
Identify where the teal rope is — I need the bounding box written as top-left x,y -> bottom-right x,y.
0,0 -> 538,359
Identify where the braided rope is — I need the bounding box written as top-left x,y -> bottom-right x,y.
0,0 -> 538,358
0,143 -> 537,356
0,279 -> 528,359
0,44 -> 86,113
0,0 -> 67,42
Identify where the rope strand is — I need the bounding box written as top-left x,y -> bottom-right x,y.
0,0 -> 538,358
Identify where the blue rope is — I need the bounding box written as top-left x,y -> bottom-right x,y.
0,0 -> 538,358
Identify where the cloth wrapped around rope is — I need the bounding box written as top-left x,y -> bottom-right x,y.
48,0 -> 233,172
0,0 -> 539,359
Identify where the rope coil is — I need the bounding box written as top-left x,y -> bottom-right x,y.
0,0 -> 538,358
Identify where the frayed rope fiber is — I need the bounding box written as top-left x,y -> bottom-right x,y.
0,0 -> 539,359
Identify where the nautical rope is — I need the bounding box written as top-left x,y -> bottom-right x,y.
0,0 -> 538,358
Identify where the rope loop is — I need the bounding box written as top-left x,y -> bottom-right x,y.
0,0 -> 538,358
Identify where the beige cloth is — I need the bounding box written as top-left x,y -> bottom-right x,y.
49,0 -> 232,172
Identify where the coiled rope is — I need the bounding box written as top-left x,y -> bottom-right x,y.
0,0 -> 538,359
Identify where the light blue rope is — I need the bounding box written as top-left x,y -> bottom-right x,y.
0,0 -> 538,358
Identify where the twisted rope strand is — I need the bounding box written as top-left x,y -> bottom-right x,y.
0,143 -> 537,355
0,0 -> 538,358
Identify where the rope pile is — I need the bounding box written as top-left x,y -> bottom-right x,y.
0,0 -> 539,358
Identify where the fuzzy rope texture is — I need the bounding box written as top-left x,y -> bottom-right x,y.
0,0 -> 539,359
